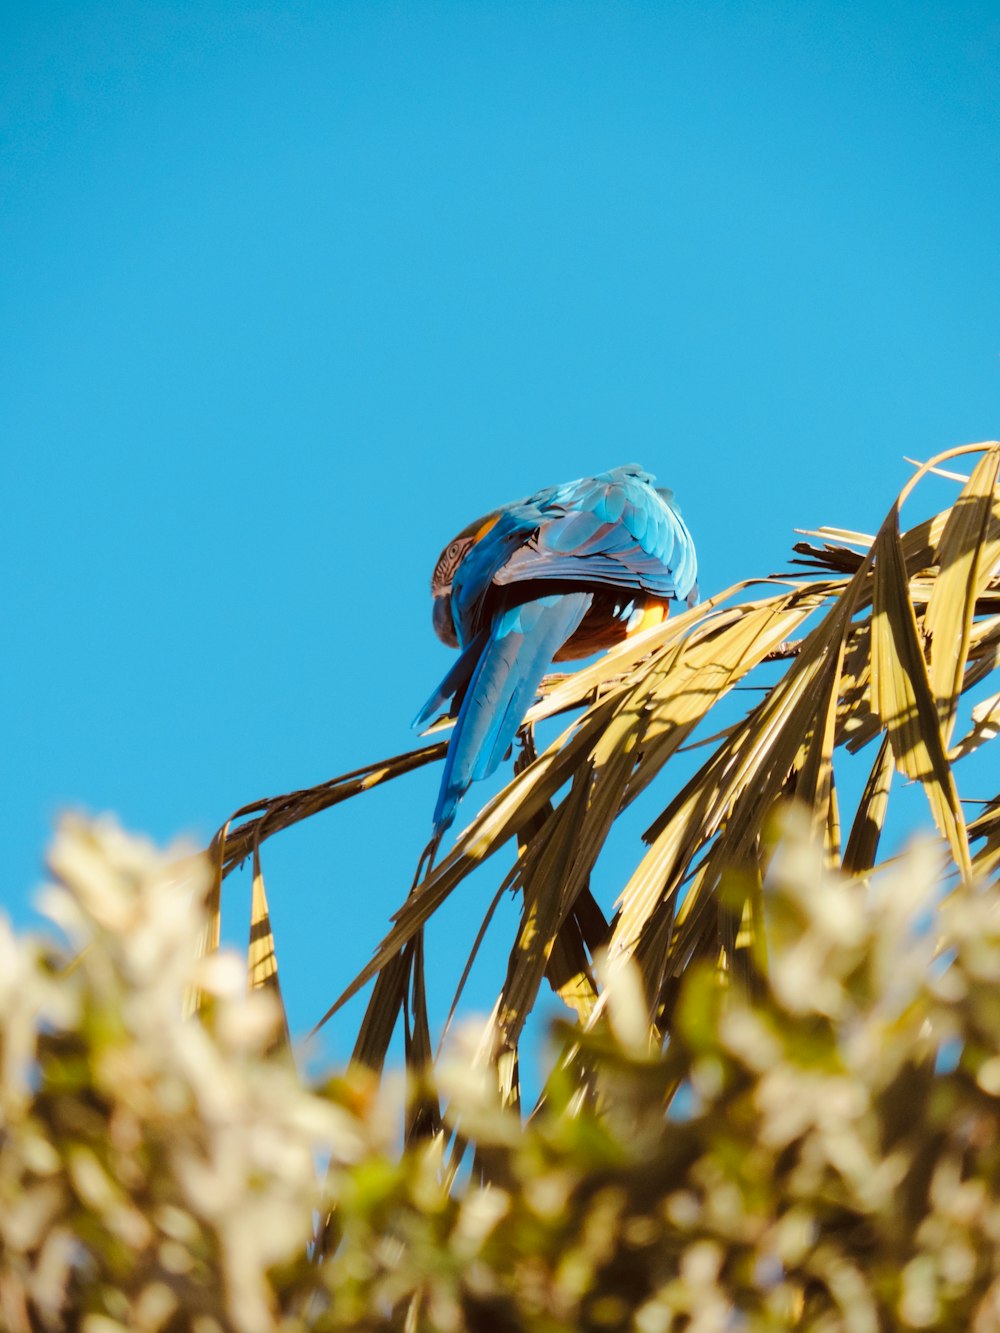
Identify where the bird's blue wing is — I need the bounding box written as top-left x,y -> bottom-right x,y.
491,465 -> 698,602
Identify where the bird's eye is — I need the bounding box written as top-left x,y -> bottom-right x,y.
432,537 -> 472,593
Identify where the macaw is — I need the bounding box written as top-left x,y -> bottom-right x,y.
415,464 -> 698,835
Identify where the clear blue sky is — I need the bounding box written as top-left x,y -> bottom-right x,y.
3,1 -> 998,1066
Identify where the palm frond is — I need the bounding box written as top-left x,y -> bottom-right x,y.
248,846 -> 291,1055
206,442 -> 1000,1116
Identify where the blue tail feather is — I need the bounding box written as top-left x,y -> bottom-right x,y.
431,592 -> 591,833
412,629 -> 489,731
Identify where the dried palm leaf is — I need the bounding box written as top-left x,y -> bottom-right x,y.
205,442 -> 1000,1104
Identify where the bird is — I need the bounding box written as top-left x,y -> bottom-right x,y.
414,464 -> 698,836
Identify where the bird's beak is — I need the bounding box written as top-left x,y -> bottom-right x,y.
433,594 -> 458,648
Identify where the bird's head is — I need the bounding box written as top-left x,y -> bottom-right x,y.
430,509 -> 502,647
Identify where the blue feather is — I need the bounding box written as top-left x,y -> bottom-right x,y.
594,485 -> 626,524
544,510 -> 607,553
412,628 -> 489,731
430,592 -> 590,833
624,500 -> 647,544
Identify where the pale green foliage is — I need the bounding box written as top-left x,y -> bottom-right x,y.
5,815 -> 1000,1329
0,819 -> 376,1332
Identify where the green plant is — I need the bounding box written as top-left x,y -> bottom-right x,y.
5,811 -> 1000,1329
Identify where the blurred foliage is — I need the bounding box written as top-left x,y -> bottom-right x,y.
6,814 -> 1000,1330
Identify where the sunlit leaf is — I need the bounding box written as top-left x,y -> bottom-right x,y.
209,441 -> 1000,1074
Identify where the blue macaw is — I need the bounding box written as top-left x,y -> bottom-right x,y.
415,464 -> 698,834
